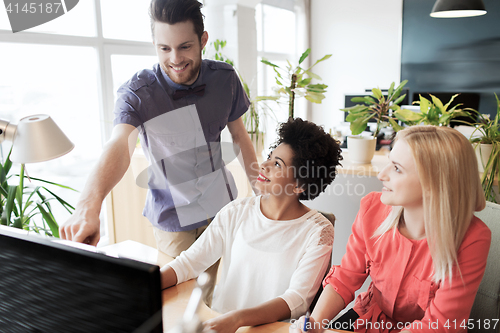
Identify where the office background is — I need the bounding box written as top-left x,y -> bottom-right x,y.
1,0 -> 499,244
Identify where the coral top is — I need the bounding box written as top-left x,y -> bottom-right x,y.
324,192 -> 491,332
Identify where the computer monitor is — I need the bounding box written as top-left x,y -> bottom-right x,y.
0,227 -> 162,333
412,92 -> 480,126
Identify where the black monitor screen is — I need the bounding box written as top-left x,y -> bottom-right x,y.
0,227 -> 162,333
412,92 -> 480,110
412,92 -> 480,125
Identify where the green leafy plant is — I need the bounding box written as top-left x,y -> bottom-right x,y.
203,39 -> 279,148
467,94 -> 500,202
241,86 -> 279,148
0,148 -> 77,237
395,93 -> 471,127
202,39 -> 234,66
261,49 -> 331,119
341,81 -> 408,137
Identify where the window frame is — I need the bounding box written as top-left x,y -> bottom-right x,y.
0,0 -> 156,142
255,0 -> 309,152
0,0 -> 157,245
256,0 -> 309,104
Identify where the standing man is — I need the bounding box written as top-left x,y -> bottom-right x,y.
60,0 -> 258,260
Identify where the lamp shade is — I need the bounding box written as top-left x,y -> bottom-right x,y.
431,0 -> 487,18
9,115 -> 74,163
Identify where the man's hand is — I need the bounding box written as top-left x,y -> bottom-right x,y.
203,311 -> 241,333
60,208 -> 101,246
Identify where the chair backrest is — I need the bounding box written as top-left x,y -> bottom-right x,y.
309,211 -> 336,311
470,201 -> 500,333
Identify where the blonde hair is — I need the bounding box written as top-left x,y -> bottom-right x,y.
375,125 -> 485,284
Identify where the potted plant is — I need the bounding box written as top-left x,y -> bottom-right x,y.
394,93 -> 472,127
467,94 -> 500,203
240,84 -> 279,156
203,39 -> 279,155
0,148 -> 76,237
261,48 -> 331,119
341,81 -> 408,164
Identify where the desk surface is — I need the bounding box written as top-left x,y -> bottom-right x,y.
155,252 -> 346,333
161,276 -> 345,333
102,243 -> 345,333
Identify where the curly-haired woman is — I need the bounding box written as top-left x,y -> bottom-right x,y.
160,117 -> 343,333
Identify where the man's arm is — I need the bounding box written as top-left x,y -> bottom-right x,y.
203,297 -> 291,333
226,117 -> 259,193
59,123 -> 139,245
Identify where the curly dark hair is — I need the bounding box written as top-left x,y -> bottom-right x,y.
271,118 -> 343,200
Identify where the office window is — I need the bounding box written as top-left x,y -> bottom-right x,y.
101,0 -> 152,42
0,0 -> 156,245
255,1 -> 307,149
0,43 -> 101,229
111,54 -> 158,99
257,4 -> 296,55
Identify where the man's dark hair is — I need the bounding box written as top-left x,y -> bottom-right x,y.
272,118 -> 343,200
149,0 -> 204,40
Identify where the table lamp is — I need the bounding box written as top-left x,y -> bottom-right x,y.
0,114 -> 74,163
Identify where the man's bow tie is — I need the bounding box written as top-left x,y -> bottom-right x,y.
172,84 -> 206,100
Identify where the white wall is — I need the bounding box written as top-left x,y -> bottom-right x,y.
309,0 -> 404,131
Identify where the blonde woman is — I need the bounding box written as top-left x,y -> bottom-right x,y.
291,125 -> 491,333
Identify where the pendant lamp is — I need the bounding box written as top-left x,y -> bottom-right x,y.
431,0 -> 487,18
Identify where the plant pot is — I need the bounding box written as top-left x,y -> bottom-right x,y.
347,136 -> 377,164
474,143 -> 493,173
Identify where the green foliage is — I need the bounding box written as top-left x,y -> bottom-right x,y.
341,81 -> 408,137
203,39 -> 279,147
202,39 -> 234,66
0,148 -> 77,236
467,94 -> 500,202
395,93 -> 471,127
261,49 -> 332,118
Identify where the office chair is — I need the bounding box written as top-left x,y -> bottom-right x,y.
309,211 -> 336,311
470,201 -> 500,333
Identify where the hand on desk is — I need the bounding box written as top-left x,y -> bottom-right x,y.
60,208 -> 100,245
289,315 -> 323,333
203,310 -> 241,333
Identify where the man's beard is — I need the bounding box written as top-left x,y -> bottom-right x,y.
163,60 -> 202,86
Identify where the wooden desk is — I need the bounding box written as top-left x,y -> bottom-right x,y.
100,242 -> 344,333
158,250 -> 270,332
161,278 -> 345,333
